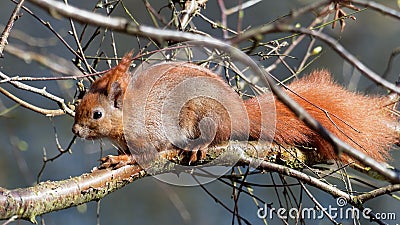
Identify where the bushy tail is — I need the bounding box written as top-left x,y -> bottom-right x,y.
246,70 -> 398,162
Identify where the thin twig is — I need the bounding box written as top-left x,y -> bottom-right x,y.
0,71 -> 74,116
4,43 -> 82,77
0,0 -> 25,57
231,23 -> 400,93
351,0 -> 400,20
9,0 -> 89,69
0,87 -> 65,116
356,184 -> 400,203
299,181 -> 340,225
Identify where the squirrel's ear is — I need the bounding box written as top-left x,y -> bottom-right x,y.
109,82 -> 124,109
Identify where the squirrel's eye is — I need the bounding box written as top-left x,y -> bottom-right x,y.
92,110 -> 103,120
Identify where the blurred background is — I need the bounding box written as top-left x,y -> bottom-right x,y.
0,0 -> 400,224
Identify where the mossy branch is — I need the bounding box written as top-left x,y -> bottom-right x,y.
0,141 -> 321,223
2,141 -> 399,223
0,164 -> 144,223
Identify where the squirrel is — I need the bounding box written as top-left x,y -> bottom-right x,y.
72,52 -> 398,168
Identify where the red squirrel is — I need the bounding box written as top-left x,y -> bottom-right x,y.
72,52 -> 398,168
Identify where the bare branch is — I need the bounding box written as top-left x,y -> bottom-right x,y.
9,0 -> 89,67
0,0 -> 25,57
2,141 -> 317,222
0,70 -> 74,116
2,141 -> 396,222
356,183 -> 400,203
0,87 -> 65,116
352,0 -> 400,20
231,23 -> 400,94
5,44 -> 82,77
0,165 -> 144,223
0,141 -> 324,222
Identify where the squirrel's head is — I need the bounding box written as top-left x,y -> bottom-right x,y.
72,52 -> 132,142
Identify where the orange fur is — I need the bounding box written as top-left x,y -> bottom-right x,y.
246,70 -> 396,162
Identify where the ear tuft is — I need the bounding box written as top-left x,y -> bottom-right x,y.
113,51 -> 133,78
105,51 -> 133,93
88,51 -> 133,95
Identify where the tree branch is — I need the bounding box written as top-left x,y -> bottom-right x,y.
0,165 -> 144,223
2,141 -> 397,223
0,87 -> 65,116
0,0 -> 25,57
230,24 -> 400,94
0,70 -> 74,116
351,0 -> 400,20
0,142 -> 324,222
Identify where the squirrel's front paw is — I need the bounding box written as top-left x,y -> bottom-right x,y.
99,154 -> 136,169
